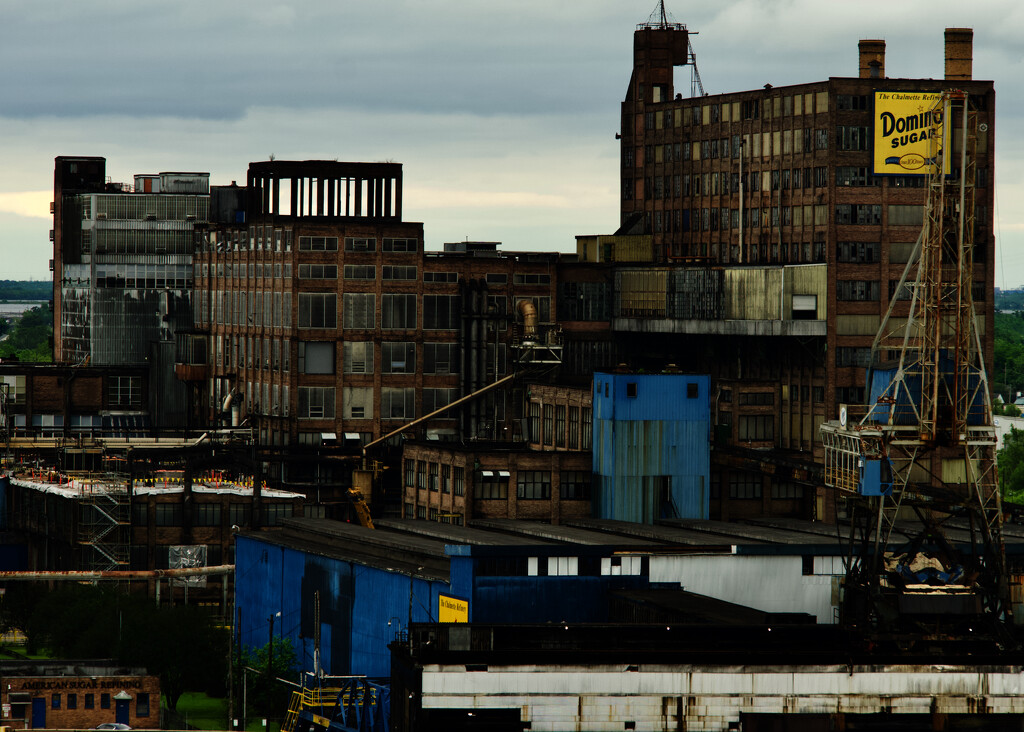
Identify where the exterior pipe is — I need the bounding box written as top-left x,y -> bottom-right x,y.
0,565 -> 235,580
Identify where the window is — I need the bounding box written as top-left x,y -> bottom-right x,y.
424,343 -> 459,374
85,694 -> 94,709
477,471 -> 509,500
109,376 -> 142,407
837,280 -> 880,301
423,295 -> 460,329
381,387 -> 416,419
429,463 -> 439,492
298,264 -> 337,279
383,237 -> 417,252
343,293 -> 375,329
382,342 -> 416,373
417,461 -> 427,490
836,94 -> 868,111
485,273 -> 508,285
772,481 -> 805,499
383,265 -> 417,280
568,406 -> 580,448
560,471 -> 591,500
298,387 -> 336,419
729,474 -> 762,499
132,502 -> 148,526
555,405 -> 566,447
738,415 -> 774,441
404,459 -> 415,487
515,296 -> 551,323
298,293 -> 337,328
382,294 -> 417,329
837,386 -> 866,404
298,236 -> 338,251
424,271 -> 457,283
582,407 -> 592,449
888,280 -> 913,301
441,464 -> 451,494
343,264 -> 375,280
264,503 -> 292,526
836,347 -> 872,367
888,205 -> 925,226
454,467 -> 465,496
836,167 -> 878,187
518,471 -> 552,500
837,125 -> 869,150
738,392 -> 774,406
543,404 -> 554,445
68,694 -> 77,710
137,693 -> 150,718
101,694 -> 111,710
835,204 -> 882,225
195,503 -> 222,527
343,387 -> 373,419
229,503 -> 251,527
298,341 -> 335,374
344,237 -> 375,252
529,402 -> 541,443
837,241 -> 879,263
423,388 -> 457,413
513,273 -> 551,286
342,341 -> 374,374
155,503 -> 183,527
52,694 -> 60,710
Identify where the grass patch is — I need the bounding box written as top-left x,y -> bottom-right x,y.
172,692 -> 280,732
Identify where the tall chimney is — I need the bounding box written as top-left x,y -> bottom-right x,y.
858,39 -> 885,79
945,28 -> 973,80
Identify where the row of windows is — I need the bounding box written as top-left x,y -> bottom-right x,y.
638,91 -> 829,133
473,470 -> 592,501
215,334 -> 291,374
199,261 -> 293,280
638,204 -> 831,233
132,502 -> 290,527
297,236 -> 419,253
722,475 -> 806,500
405,460 -> 467,496
49,692 -> 149,716
528,403 -> 593,450
295,293 -> 461,330
298,386 -> 458,420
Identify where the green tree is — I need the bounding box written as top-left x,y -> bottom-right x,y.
0,305 -> 52,362
6,584 -> 227,711
234,638 -> 299,725
999,427 -> 1024,504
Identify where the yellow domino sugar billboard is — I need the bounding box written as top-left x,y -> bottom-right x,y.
438,594 -> 469,623
873,91 -> 949,176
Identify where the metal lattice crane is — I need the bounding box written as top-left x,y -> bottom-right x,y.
821,90 -> 1009,641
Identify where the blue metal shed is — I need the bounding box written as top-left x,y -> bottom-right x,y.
234,531 -> 449,679
592,372 -> 711,522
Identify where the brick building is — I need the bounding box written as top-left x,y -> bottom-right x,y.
2,662 -> 159,730
608,24 -> 994,520
192,162 -> 562,484
400,441 -> 591,524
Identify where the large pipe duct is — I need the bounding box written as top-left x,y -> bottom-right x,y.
517,299 -> 538,341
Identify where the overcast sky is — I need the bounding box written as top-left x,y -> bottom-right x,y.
1,0 -> 1022,284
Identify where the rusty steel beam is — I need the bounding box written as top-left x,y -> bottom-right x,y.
0,565 -> 234,580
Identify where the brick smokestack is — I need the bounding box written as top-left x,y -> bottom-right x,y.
945,28 -> 973,80
858,39 -> 885,79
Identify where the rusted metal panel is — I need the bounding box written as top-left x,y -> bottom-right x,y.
615,269 -> 668,317
669,268 -> 724,319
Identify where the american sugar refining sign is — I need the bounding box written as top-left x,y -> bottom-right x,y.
438,594 -> 469,622
873,91 -> 949,176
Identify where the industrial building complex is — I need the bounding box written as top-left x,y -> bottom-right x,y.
0,6 -> 1015,731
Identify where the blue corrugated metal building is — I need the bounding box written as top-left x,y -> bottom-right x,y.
593,372 -> 711,522
234,519 -> 450,680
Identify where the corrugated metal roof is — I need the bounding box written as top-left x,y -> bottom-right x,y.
564,517 -> 763,546
659,519 -> 823,545
470,519 -> 664,546
375,518 -> 556,546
